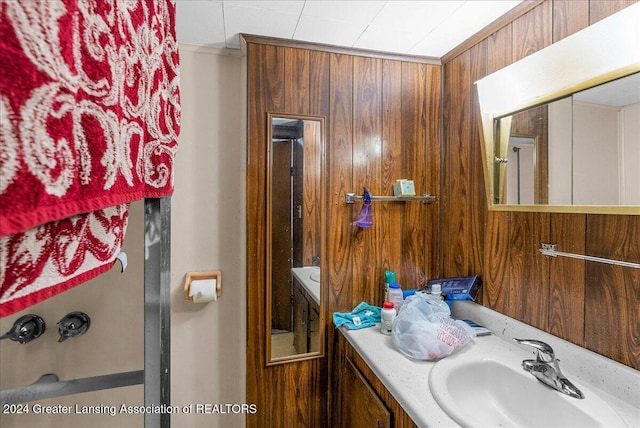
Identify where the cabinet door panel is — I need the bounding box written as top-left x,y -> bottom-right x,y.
342,356 -> 391,428
293,285 -> 308,354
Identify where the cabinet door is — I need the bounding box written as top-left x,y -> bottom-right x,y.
293,285 -> 308,354
308,304 -> 320,353
342,356 -> 391,428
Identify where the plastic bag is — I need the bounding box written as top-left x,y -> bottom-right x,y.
354,188 -> 373,228
391,292 -> 475,360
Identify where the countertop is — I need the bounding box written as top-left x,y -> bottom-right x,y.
291,267 -> 320,305
338,301 -> 640,428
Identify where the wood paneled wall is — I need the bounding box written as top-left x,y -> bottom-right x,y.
442,0 -> 639,369
246,38 -> 441,427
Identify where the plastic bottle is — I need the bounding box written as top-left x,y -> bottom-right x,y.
384,270 -> 396,303
431,283 -> 451,308
387,283 -> 404,314
430,283 -> 443,300
380,301 -> 395,335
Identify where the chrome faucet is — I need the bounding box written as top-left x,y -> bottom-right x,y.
513,338 -> 585,399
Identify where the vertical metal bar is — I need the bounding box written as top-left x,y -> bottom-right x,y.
144,197 -> 171,428
513,146 -> 521,204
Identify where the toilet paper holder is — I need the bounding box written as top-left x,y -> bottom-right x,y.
184,270 -> 222,302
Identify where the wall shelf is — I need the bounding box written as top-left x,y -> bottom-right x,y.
345,193 -> 436,204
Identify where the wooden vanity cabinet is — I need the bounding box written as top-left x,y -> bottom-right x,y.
292,276 -> 321,354
335,332 -> 417,428
342,355 -> 391,428
293,285 -> 308,354
308,305 -> 320,353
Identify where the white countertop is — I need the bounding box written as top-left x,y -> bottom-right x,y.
338,301 -> 640,428
291,267 -> 320,305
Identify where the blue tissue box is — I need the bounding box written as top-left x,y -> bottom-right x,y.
425,276 -> 481,301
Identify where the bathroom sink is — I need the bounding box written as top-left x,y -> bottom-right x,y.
291,267 -> 320,305
428,354 -> 627,428
309,268 -> 320,283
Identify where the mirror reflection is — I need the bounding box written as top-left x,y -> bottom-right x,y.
494,72 -> 640,207
267,113 -> 325,363
476,4 -> 640,214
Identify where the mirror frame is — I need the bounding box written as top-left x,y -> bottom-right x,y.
476,3 -> 640,214
265,112 -> 327,365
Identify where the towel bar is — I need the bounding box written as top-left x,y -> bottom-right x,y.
0,370 -> 144,405
539,244 -> 640,269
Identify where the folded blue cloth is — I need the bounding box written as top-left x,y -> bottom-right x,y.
333,302 -> 382,330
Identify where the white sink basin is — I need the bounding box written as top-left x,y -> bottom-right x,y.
429,354 -> 627,428
309,269 -> 320,283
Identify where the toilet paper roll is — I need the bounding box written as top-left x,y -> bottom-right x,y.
189,278 -> 217,303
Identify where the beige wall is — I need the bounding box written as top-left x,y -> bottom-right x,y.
0,44 -> 246,428
0,201 -> 145,428
620,103 -> 640,205
170,44 -> 246,428
549,99 -> 640,206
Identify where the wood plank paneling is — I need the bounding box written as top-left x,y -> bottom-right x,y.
469,42 -> 487,291
589,0 -> 638,24
481,26 -> 512,310
511,1 -> 552,61
552,0 -> 589,42
585,215 -> 640,368
326,52 -> 355,428
306,47 -> 332,425
442,0 -> 638,369
248,38 -> 441,425
400,62 -> 430,288
425,64 -> 442,282
442,52 -> 471,277
484,211 -> 511,312
508,212 -> 550,330
353,56 -> 382,305
381,59 -> 404,299
549,213 -> 586,346
328,53 -> 354,309
284,47 -> 310,114
246,42 -> 285,428
247,43 -> 329,428
309,50 -> 330,118
248,4 -> 640,425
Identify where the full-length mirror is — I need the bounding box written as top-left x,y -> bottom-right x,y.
266,113 -> 325,364
477,3 -> 640,214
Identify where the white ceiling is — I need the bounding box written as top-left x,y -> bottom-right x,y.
574,73 -> 640,107
175,0 -> 523,58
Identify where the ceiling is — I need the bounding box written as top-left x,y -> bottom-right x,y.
574,72 -> 640,107
174,0 -> 523,58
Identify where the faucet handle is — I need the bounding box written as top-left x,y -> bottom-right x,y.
513,338 -> 555,362
1,314 -> 46,344
57,312 -> 91,342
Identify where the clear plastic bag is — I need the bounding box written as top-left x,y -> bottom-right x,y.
391,292 -> 475,360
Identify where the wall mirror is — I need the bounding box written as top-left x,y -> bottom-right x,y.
477,3 -> 640,214
266,112 -> 326,365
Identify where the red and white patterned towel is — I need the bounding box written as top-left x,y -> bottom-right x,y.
0,0 -> 180,316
